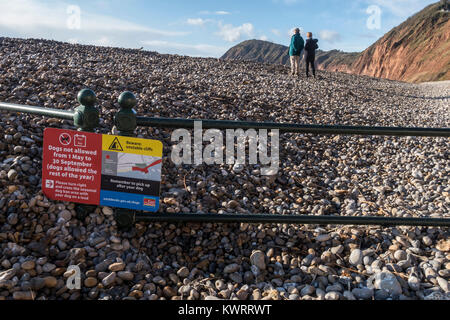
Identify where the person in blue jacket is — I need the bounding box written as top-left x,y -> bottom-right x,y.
289,28 -> 304,76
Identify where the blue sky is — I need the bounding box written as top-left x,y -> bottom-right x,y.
0,0 -> 439,57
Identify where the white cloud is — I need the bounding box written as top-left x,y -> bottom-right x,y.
259,35 -> 269,41
319,30 -> 342,43
0,0 -> 189,50
217,22 -> 254,42
141,40 -> 227,57
187,18 -> 207,26
0,0 -> 187,36
215,11 -> 231,15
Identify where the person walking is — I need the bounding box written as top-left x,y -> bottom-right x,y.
304,32 -> 319,78
289,28 -> 304,76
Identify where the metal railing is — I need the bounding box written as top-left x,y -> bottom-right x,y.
0,102 -> 74,120
1,89 -> 449,228
135,117 -> 450,137
2,102 -> 450,137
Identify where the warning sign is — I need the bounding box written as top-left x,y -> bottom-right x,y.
108,138 -> 123,151
42,128 -> 162,212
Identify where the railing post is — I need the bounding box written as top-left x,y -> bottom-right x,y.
113,91 -> 138,229
73,89 -> 100,132
73,89 -> 100,220
115,91 -> 137,136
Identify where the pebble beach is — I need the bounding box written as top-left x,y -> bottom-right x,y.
0,37 -> 449,300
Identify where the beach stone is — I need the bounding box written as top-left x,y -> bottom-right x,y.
117,271 -> 134,281
44,276 -> 58,288
422,236 -> 433,246
109,262 -> 125,272
315,234 -> 331,242
237,289 -> 249,300
84,277 -> 98,288
301,285 -> 315,297
437,277 -> 449,292
42,263 -> 56,273
229,273 -> 243,283
408,276 -> 421,291
177,267 -> 189,278
8,169 -> 18,181
13,291 -> 35,300
394,250 -> 407,261
349,249 -> 363,266
215,280 -> 226,291
30,277 -> 46,290
58,210 -> 72,222
331,245 -> 344,255
21,260 -> 36,271
250,250 -> 266,270
1,260 -> 11,269
153,276 -> 166,286
7,213 -> 18,225
102,272 -> 116,287
374,290 -> 390,300
352,287 -> 374,300
129,290 -> 143,299
102,207 -> 114,216
227,200 -> 239,209
163,286 -> 177,298
224,263 -> 240,273
325,291 -> 340,300
343,291 -> 356,300
373,272 -> 402,296
233,164 -> 244,173
326,284 -> 343,292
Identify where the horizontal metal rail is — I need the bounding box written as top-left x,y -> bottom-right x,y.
0,102 -> 74,120
136,117 -> 450,137
1,102 -> 449,137
136,213 -> 450,227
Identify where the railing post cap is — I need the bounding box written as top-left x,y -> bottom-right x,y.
118,91 -> 137,110
77,89 -> 97,107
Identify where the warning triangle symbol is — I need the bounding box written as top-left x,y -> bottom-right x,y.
108,138 -> 123,151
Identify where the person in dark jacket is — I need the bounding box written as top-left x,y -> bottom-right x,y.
304,32 -> 319,78
289,28 -> 304,76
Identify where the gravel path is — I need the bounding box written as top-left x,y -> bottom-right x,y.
0,37 -> 449,301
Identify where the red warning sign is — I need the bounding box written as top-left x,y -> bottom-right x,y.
42,128 -> 102,205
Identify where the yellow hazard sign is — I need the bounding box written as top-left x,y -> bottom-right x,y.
108,137 -> 123,151
102,135 -> 163,157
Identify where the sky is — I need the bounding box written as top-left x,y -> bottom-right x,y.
0,0 -> 439,57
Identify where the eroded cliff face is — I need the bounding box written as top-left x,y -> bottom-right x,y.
351,4 -> 449,83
